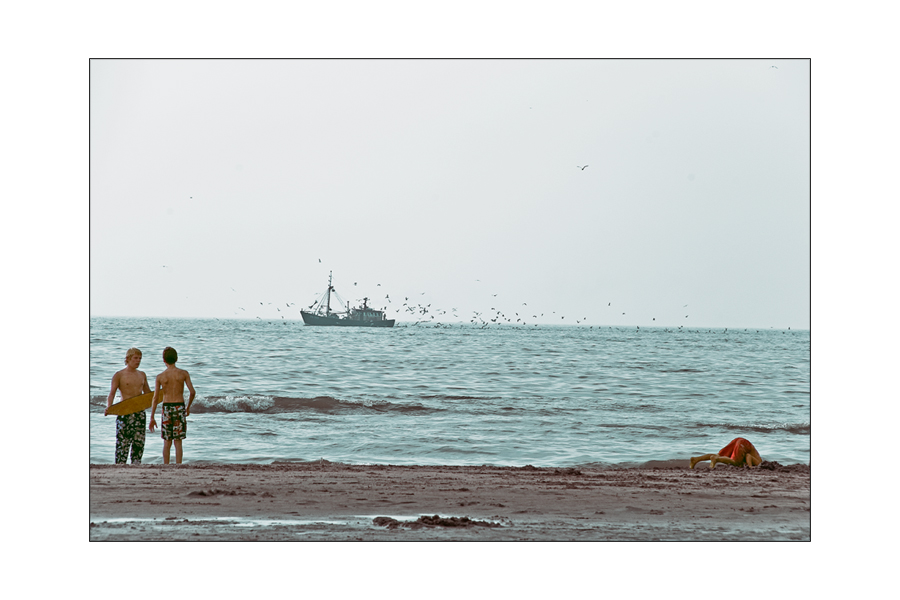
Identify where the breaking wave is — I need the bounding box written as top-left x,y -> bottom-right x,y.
694,421 -> 810,435
193,395 -> 439,414
91,393 -> 440,414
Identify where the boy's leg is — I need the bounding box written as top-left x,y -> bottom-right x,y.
163,440 -> 172,464
690,454 -> 716,469
114,416 -> 129,464
710,455 -> 741,469
131,426 -> 145,464
127,412 -> 146,464
174,439 -> 183,464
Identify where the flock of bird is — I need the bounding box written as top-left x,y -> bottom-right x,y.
390,291 -> 695,331
223,269 -> 719,331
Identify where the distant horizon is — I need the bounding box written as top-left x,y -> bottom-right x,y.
90,314 -> 808,331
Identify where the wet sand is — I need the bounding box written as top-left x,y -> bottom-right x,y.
89,461 -> 810,541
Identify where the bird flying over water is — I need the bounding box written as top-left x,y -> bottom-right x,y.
577,165 -> 588,170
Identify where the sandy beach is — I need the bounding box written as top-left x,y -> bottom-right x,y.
89,461 -> 809,541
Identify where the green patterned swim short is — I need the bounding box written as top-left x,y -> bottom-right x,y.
161,402 -> 187,440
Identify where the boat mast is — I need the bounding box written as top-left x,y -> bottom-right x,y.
326,271 -> 333,315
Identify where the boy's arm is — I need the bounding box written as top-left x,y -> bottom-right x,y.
142,372 -> 151,394
149,375 -> 161,432
105,372 -> 120,416
185,371 -> 196,416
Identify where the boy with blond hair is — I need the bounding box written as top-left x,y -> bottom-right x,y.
105,347 -> 152,464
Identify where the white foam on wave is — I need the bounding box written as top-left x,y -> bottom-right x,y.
196,395 -> 275,413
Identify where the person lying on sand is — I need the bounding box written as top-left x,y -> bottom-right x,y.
690,437 -> 762,469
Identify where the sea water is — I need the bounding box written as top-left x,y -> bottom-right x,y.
89,317 -> 810,466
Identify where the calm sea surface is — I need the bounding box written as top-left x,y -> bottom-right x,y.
90,317 -> 810,466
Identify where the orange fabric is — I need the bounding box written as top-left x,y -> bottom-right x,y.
718,437 -> 754,462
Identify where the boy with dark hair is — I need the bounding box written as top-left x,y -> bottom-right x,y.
149,346 -> 196,464
105,348 -> 152,464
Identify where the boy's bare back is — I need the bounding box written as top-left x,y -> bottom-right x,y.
156,365 -> 192,403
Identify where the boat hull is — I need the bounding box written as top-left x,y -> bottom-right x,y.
300,311 -> 395,327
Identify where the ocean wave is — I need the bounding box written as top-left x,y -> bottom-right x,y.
91,394 -> 441,414
694,421 -> 810,435
192,395 -> 439,415
608,402 -> 666,413
420,394 -> 498,401
195,395 -> 276,413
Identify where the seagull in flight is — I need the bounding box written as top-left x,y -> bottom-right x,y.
577,165 -> 589,170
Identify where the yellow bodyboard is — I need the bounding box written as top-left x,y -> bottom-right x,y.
106,391 -> 161,416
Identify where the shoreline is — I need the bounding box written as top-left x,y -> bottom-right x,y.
90,462 -> 810,541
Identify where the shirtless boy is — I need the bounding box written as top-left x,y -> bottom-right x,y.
690,437 -> 762,469
149,347 -> 196,464
105,348 -> 152,464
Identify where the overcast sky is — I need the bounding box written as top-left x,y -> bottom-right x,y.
90,59 -> 809,329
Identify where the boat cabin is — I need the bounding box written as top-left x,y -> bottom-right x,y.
350,298 -> 387,322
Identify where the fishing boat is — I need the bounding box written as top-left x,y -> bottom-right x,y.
300,272 -> 396,327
